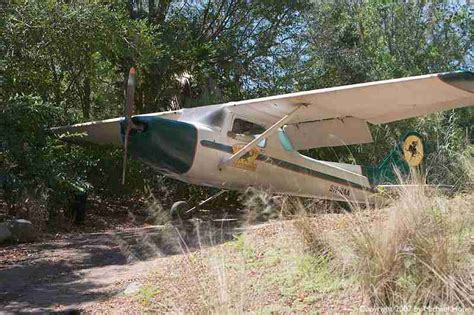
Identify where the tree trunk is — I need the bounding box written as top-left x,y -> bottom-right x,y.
148,0 -> 155,20
154,0 -> 171,26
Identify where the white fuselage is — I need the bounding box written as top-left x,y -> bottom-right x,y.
144,105 -> 375,203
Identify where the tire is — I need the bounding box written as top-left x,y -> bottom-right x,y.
170,201 -> 189,219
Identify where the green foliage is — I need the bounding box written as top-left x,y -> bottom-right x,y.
0,0 -> 472,227
2,0 -> 158,120
232,234 -> 256,260
301,1 -> 472,180
304,0 -> 470,87
416,110 -> 473,188
1,95 -> 80,210
132,0 -> 310,110
1,95 -> 146,219
134,285 -> 161,307
1,1 -> 158,223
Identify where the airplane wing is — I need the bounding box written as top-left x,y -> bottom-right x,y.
51,117 -> 123,146
225,71 -> 473,149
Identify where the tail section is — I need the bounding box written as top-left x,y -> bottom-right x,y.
363,131 -> 425,186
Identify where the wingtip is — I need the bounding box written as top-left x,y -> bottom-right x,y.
439,70 -> 474,93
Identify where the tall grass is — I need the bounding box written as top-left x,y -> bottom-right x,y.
288,162 -> 473,309
130,162 -> 473,311
343,175 -> 473,309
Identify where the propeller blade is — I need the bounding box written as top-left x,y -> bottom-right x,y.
122,67 -> 137,185
122,124 -> 131,185
126,67 -> 136,124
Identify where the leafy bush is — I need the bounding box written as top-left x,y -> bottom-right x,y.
418,110 -> 473,189
1,95 -> 71,210
1,95 -> 146,225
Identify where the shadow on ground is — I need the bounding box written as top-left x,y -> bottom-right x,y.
0,219 -> 241,313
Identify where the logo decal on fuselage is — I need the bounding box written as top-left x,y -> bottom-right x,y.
232,144 -> 260,171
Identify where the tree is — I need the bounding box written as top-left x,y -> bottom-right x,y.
123,0 -> 310,112
304,0 -> 471,88
301,0 -> 471,169
2,0 -> 157,121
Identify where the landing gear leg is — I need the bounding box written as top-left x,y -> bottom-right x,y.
170,190 -> 228,219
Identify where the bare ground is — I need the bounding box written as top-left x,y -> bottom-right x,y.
83,215 -> 372,314
1,191 -> 472,313
1,212 -> 375,313
0,220 -> 238,313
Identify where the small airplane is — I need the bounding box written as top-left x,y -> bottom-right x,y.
53,70 -> 473,215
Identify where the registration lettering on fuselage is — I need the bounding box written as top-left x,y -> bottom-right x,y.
232,144 -> 260,171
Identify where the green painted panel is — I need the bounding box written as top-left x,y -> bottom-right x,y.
362,131 -> 425,186
121,116 -> 197,174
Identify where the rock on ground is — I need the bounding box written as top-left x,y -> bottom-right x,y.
10,219 -> 36,242
0,222 -> 12,243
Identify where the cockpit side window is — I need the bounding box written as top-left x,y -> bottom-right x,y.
230,118 -> 265,136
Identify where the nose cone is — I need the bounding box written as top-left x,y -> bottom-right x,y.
121,116 -> 198,174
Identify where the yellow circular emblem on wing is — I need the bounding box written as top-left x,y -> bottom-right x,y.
403,134 -> 424,167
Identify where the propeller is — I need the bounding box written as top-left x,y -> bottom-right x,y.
122,67 -> 137,185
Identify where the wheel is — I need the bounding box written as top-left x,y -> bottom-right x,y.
170,201 -> 189,219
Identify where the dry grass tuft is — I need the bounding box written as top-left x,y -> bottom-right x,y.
345,177 -> 473,309
287,163 -> 473,310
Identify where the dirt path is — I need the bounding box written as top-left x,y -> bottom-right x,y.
0,220 -> 238,313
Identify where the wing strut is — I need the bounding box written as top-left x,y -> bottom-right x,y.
218,104 -> 305,170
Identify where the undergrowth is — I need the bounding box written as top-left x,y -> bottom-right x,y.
346,184 -> 473,309
292,168 -> 473,310
133,166 -> 473,312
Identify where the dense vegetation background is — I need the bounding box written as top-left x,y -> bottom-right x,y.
1,0 -> 472,227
